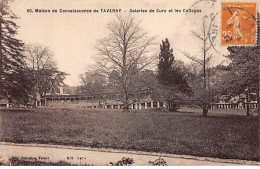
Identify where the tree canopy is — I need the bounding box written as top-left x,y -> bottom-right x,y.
0,0 -> 31,104
95,15 -> 156,111
24,43 -> 68,105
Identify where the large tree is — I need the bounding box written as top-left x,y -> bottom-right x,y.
222,47 -> 259,115
158,38 -> 174,85
181,14 -> 218,117
0,0 -> 31,104
24,43 -> 67,106
157,38 -> 190,111
95,15 -> 156,112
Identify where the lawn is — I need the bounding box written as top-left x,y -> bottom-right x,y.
0,108 -> 259,161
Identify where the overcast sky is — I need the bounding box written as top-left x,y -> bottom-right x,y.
10,0 -> 230,86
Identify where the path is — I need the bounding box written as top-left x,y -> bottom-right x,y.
0,142 -> 259,166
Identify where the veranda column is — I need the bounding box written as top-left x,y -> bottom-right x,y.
151,102 -> 153,108
163,102 -> 166,108
45,97 -> 47,107
145,102 -> 147,109
157,101 -> 160,108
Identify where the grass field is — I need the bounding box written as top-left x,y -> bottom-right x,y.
0,108 -> 259,161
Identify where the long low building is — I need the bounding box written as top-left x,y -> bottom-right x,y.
43,93 -> 166,110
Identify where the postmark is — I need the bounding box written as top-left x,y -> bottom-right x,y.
221,2 -> 257,46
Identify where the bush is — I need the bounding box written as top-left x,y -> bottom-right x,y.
168,100 -> 180,112
109,157 -> 134,166
149,157 -> 167,166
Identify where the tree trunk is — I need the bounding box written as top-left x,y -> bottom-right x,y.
257,68 -> 260,112
256,83 -> 260,113
122,89 -> 129,112
0,6 -> 3,98
202,38 -> 208,117
0,111 -> 2,139
202,104 -> 208,117
122,100 -> 129,112
121,45 -> 129,112
246,86 -> 250,116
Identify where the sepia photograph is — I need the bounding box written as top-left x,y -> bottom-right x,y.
0,0 -> 259,166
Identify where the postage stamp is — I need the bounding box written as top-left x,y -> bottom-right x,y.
221,2 -> 257,46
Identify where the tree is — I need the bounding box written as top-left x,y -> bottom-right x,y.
79,70 -> 107,95
24,43 -> 67,106
223,47 -> 259,115
222,13 -> 260,115
94,15 -> 156,112
0,0 -> 31,104
157,38 -> 190,111
158,38 -> 174,85
41,69 -> 68,95
186,62 -> 229,108
181,14 -> 218,117
6,67 -> 33,105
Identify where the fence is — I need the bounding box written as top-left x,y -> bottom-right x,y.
210,103 -> 258,109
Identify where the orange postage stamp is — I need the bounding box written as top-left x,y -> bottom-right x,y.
221,2 -> 257,46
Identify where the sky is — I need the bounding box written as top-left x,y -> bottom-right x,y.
10,0 -> 230,86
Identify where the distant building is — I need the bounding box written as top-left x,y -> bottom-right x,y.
217,86 -> 257,104
43,86 -> 166,109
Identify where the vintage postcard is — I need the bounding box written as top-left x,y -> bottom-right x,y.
0,0 -> 259,166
